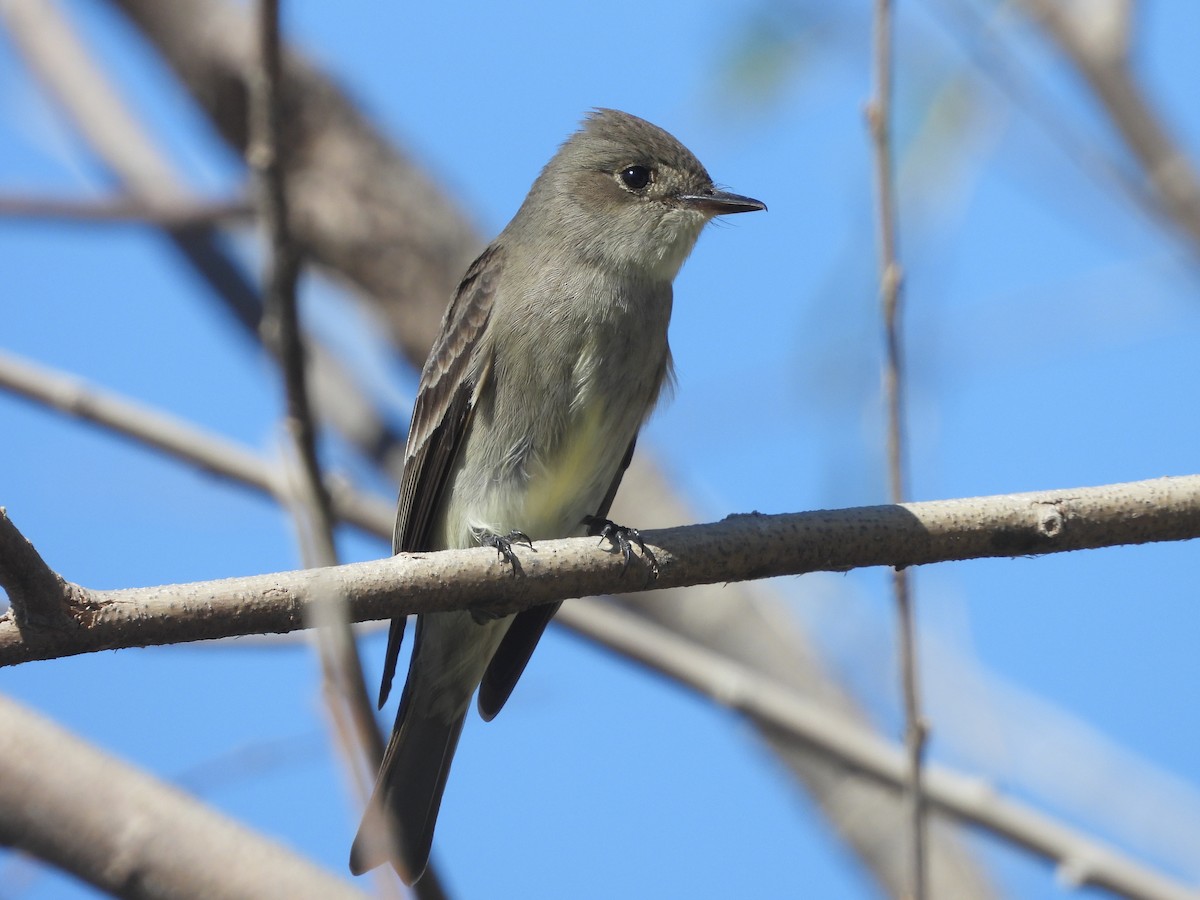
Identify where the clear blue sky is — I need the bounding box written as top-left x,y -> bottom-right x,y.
3,1 -> 1200,897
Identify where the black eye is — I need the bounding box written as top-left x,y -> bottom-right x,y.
619,165 -> 652,191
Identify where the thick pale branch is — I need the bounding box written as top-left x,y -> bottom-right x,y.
2,475 -> 1197,666
0,693 -> 367,899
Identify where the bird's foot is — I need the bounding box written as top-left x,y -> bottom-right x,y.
471,530 -> 536,623
584,516 -> 659,578
482,530 -> 535,578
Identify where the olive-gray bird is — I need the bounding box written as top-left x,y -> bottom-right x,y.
350,108 -> 765,882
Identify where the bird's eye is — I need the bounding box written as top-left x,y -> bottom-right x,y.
619,165 -> 653,191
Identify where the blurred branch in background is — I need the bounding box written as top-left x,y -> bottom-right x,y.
0,693 -> 370,900
250,0 -> 338,570
0,193 -> 252,225
0,350 -> 394,538
556,599 -> 1200,900
866,0 -> 928,895
1011,0 -> 1200,252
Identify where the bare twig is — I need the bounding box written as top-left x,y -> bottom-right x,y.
0,350 -> 394,538
246,10 -> 392,896
3,474 -> 1199,665
0,693 -> 369,900
555,599 -> 1199,900
867,0 -> 927,895
249,0 -> 336,568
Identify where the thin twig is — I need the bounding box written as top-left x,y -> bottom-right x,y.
250,0 -> 336,569
247,7 -> 392,894
867,1 -> 927,895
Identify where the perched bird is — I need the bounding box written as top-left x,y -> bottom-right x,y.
350,108 -> 765,882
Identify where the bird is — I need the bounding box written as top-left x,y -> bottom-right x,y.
350,108 -> 765,882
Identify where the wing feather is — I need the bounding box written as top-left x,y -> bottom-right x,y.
377,245 -> 503,708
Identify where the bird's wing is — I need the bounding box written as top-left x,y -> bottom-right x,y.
377,245 -> 503,708
476,438 -> 637,721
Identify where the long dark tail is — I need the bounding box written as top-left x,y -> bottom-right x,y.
349,706 -> 467,883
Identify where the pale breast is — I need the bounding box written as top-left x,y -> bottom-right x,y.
437,271 -> 673,549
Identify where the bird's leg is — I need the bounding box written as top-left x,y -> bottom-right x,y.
584,516 -> 659,578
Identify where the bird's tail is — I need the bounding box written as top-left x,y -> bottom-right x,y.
349,706 -> 467,883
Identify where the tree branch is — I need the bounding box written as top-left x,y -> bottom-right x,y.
3,474 -> 1198,666
867,0 -> 927,893
250,0 -> 338,569
0,194 -> 252,225
243,10 -> 396,895
0,508 -> 76,626
1014,0 -> 1200,252
0,350 -> 394,538
0,693 -> 368,899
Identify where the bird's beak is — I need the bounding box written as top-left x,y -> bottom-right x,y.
678,189 -> 767,216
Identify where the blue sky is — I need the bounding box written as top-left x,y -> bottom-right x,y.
3,1 -> 1200,897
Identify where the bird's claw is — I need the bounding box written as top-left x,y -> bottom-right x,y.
584,516 -> 659,578
483,530 -> 535,578
470,530 -> 536,622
